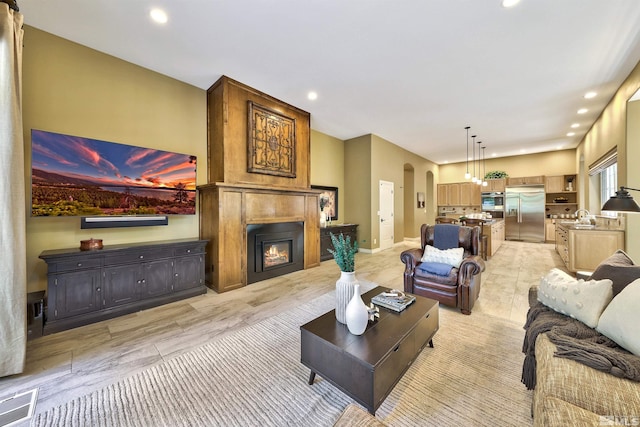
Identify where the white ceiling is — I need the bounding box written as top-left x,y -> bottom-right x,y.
19,0 -> 640,165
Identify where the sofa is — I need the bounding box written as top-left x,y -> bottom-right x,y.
525,250 -> 640,426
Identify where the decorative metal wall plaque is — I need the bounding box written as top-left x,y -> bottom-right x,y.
247,101 -> 296,178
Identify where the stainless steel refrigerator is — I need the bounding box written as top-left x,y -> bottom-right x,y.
505,185 -> 545,242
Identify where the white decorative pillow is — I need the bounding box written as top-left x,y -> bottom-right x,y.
537,268 -> 613,328
420,245 -> 464,268
597,278 -> 640,356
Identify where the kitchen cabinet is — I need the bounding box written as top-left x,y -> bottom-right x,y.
545,219 -> 556,242
486,178 -> 506,192
437,182 -> 481,206
447,183 -> 460,205
507,176 -> 544,186
459,182 -> 481,206
545,174 -> 577,193
555,224 -> 624,272
40,239 -> 208,334
482,220 -> 505,257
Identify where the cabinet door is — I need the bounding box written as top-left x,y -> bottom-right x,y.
173,255 -> 205,291
489,179 -> 505,192
545,176 -> 565,193
545,219 -> 556,241
437,184 -> 448,205
142,259 -> 173,297
447,183 -> 460,205
103,264 -> 140,308
459,183 -> 472,205
49,270 -> 101,320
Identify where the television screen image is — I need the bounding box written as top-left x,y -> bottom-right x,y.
31,130 -> 197,217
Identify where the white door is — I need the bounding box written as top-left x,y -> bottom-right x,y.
379,180 -> 394,250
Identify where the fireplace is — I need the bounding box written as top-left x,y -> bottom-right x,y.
247,222 -> 304,284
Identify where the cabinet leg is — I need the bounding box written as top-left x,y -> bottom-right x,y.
308,371 -> 316,385
429,339 -> 434,348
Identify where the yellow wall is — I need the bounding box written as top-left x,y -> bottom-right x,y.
438,149 -> 577,184
345,134 -> 439,249
627,98 -> 640,259
578,59 -> 640,260
310,129 -> 345,222
23,27 -> 207,292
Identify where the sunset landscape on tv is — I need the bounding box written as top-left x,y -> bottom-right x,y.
31,130 -> 197,217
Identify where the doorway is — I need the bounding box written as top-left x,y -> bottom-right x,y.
379,180 -> 394,250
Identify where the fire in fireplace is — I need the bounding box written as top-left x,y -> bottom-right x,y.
247,222 -> 304,284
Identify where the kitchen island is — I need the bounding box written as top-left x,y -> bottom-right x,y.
555,221 -> 624,273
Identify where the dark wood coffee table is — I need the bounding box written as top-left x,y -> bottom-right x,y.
300,286 -> 439,414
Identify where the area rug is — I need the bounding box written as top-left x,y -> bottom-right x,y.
32,292 -> 532,426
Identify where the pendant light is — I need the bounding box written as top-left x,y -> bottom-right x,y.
471,135 -> 477,183
464,126 -> 471,180
476,140 -> 483,185
482,146 -> 488,187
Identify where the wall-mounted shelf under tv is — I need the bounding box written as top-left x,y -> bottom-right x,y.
81,216 -> 168,229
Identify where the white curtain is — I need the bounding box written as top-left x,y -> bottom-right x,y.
0,2 -> 26,377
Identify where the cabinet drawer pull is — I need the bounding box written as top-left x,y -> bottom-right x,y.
186,249 -> 191,253
96,287 -> 101,292
139,255 -> 144,259
393,345 -> 400,352
77,263 -> 82,267
425,313 -> 430,319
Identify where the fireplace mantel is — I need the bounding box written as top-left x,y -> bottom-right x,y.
199,76 -> 320,293
199,183 -> 320,292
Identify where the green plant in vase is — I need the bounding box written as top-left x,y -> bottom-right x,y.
484,170 -> 508,179
328,232 -> 358,272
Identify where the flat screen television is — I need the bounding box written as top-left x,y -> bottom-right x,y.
31,130 -> 197,218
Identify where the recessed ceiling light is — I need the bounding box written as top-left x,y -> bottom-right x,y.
491,153 -> 497,157
150,8 -> 168,24
307,91 -> 318,101
584,91 -> 597,99
567,132 -> 575,137
443,160 -> 449,164
556,146 -> 564,150
577,108 -> 588,114
571,123 -> 580,128
520,149 -> 526,153
502,0 -> 521,8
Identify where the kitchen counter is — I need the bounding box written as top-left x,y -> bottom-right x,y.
556,221 -> 624,232
555,222 -> 624,272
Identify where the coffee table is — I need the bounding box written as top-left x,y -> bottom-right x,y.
300,286 -> 439,414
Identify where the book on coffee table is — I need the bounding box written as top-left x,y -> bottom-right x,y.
371,291 -> 416,312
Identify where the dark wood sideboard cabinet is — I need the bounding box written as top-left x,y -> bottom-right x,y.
39,239 -> 208,335
320,224 -> 359,261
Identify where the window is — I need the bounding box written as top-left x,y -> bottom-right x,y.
589,148 -> 617,217
600,163 -> 617,217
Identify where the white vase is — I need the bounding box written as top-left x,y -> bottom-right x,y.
320,209 -> 327,228
345,284 -> 369,335
335,271 -> 358,324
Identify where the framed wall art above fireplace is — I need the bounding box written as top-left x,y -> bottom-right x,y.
247,101 -> 297,178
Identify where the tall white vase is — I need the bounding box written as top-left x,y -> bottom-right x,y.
320,209 -> 327,228
335,271 -> 358,324
345,284 -> 369,335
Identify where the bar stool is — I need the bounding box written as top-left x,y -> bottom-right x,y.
435,216 -> 459,224
461,218 -> 487,261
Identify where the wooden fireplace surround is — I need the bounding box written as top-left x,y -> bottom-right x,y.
199,76 -> 321,293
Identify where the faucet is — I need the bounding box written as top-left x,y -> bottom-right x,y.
574,209 -> 591,223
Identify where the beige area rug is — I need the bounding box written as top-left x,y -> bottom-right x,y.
32,290 -> 532,427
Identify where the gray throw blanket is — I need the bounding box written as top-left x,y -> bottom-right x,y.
522,301 -> 640,390
434,224 -> 459,250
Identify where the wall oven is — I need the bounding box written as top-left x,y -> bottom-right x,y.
481,192 -> 505,212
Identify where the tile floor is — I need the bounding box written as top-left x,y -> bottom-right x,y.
0,239 -> 565,423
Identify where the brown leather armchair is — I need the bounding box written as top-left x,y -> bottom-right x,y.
400,224 -> 485,315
